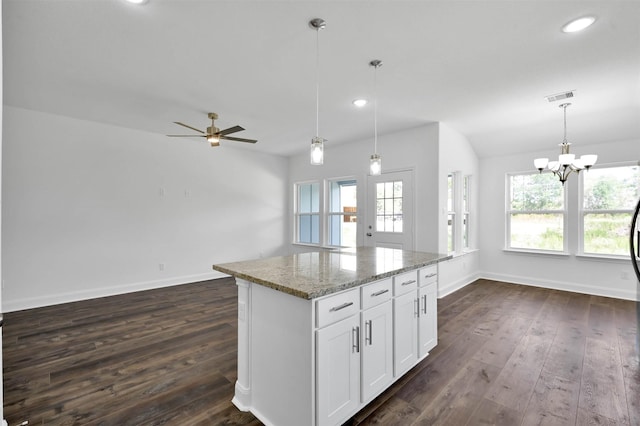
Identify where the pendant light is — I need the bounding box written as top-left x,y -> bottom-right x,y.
534,103 -> 597,185
309,18 -> 326,165
369,59 -> 383,175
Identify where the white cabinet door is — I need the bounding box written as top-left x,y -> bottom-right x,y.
418,282 -> 437,358
361,300 -> 393,402
316,315 -> 360,426
393,290 -> 418,377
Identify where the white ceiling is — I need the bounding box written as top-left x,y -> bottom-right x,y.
3,0 -> 640,159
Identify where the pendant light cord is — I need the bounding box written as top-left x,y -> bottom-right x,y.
315,28 -> 320,137
563,104 -> 567,143
373,64 -> 378,154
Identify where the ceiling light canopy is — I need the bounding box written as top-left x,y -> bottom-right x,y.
562,16 -> 596,33
534,103 -> 597,185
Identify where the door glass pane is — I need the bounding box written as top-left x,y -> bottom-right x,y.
375,180 -> 403,233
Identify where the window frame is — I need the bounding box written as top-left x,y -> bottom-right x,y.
293,180 -> 321,245
505,171 -> 568,254
327,178 -> 358,248
293,177 -> 359,249
578,161 -> 640,258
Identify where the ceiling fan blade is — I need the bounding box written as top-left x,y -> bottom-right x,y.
218,125 -> 245,136
167,134 -> 207,138
173,122 -> 205,134
221,136 -> 258,144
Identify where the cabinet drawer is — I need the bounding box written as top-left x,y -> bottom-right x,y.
393,270 -> 418,296
316,288 -> 360,328
419,265 -> 438,287
361,278 -> 392,310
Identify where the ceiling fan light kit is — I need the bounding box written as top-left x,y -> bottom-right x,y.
534,102 -> 597,185
167,111 -> 257,148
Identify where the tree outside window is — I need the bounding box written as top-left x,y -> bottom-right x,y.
582,164 -> 640,255
507,172 -> 565,251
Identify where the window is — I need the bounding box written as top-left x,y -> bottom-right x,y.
295,182 -> 320,244
463,175 -> 471,250
581,164 -> 640,256
328,180 -> 357,247
507,172 -> 565,252
294,178 -> 358,248
447,174 -> 455,253
375,180 -> 403,233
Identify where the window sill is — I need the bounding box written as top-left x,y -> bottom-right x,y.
502,248 -> 570,258
447,248 -> 479,259
575,253 -> 633,263
292,243 -> 340,251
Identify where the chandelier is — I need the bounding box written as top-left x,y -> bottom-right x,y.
534,103 -> 597,185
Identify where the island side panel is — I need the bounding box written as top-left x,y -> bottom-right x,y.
250,282 -> 315,426
232,278 -> 252,410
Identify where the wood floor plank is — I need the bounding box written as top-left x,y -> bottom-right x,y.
520,374 -> 580,426
484,333 -> 553,412
410,359 -> 501,426
3,278 -> 638,425
579,337 -> 629,424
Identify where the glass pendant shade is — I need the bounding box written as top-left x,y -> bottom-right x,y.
370,154 -> 382,175
534,158 -> 549,171
580,154 -> 598,169
310,137 -> 324,165
559,153 -> 575,165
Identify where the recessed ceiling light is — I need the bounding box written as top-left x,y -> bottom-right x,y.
562,16 -> 596,33
353,99 -> 368,107
125,0 -> 148,4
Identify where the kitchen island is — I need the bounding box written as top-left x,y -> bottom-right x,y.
212,247 -> 451,426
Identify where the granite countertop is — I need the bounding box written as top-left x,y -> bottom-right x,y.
212,247 -> 451,299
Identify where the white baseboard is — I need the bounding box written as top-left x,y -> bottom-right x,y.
2,271 -> 230,312
478,271 -> 639,301
438,272 -> 481,299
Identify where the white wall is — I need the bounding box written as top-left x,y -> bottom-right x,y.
479,138 -> 640,301
438,123 -> 481,296
288,124 -> 439,253
1,107 -> 289,311
288,123 -> 482,297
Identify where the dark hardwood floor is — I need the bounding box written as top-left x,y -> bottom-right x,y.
3,278 -> 638,425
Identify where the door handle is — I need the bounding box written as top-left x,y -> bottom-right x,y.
352,326 -> 360,353
422,294 -> 427,314
365,320 -> 373,345
366,232 -> 372,237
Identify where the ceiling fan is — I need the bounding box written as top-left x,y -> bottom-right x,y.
167,112 -> 257,147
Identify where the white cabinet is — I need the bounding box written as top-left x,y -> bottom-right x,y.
233,263 -> 440,426
361,296 -> 393,402
316,314 -> 361,426
418,266 -> 438,358
393,266 -> 439,376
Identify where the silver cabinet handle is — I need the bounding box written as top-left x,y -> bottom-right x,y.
371,289 -> 389,297
352,326 -> 360,353
365,320 -> 373,345
424,273 -> 437,278
402,279 -> 417,286
330,302 -> 353,312
422,294 -> 427,314
414,298 -> 419,317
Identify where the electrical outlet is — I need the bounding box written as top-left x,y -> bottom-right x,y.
159,187 -> 165,197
